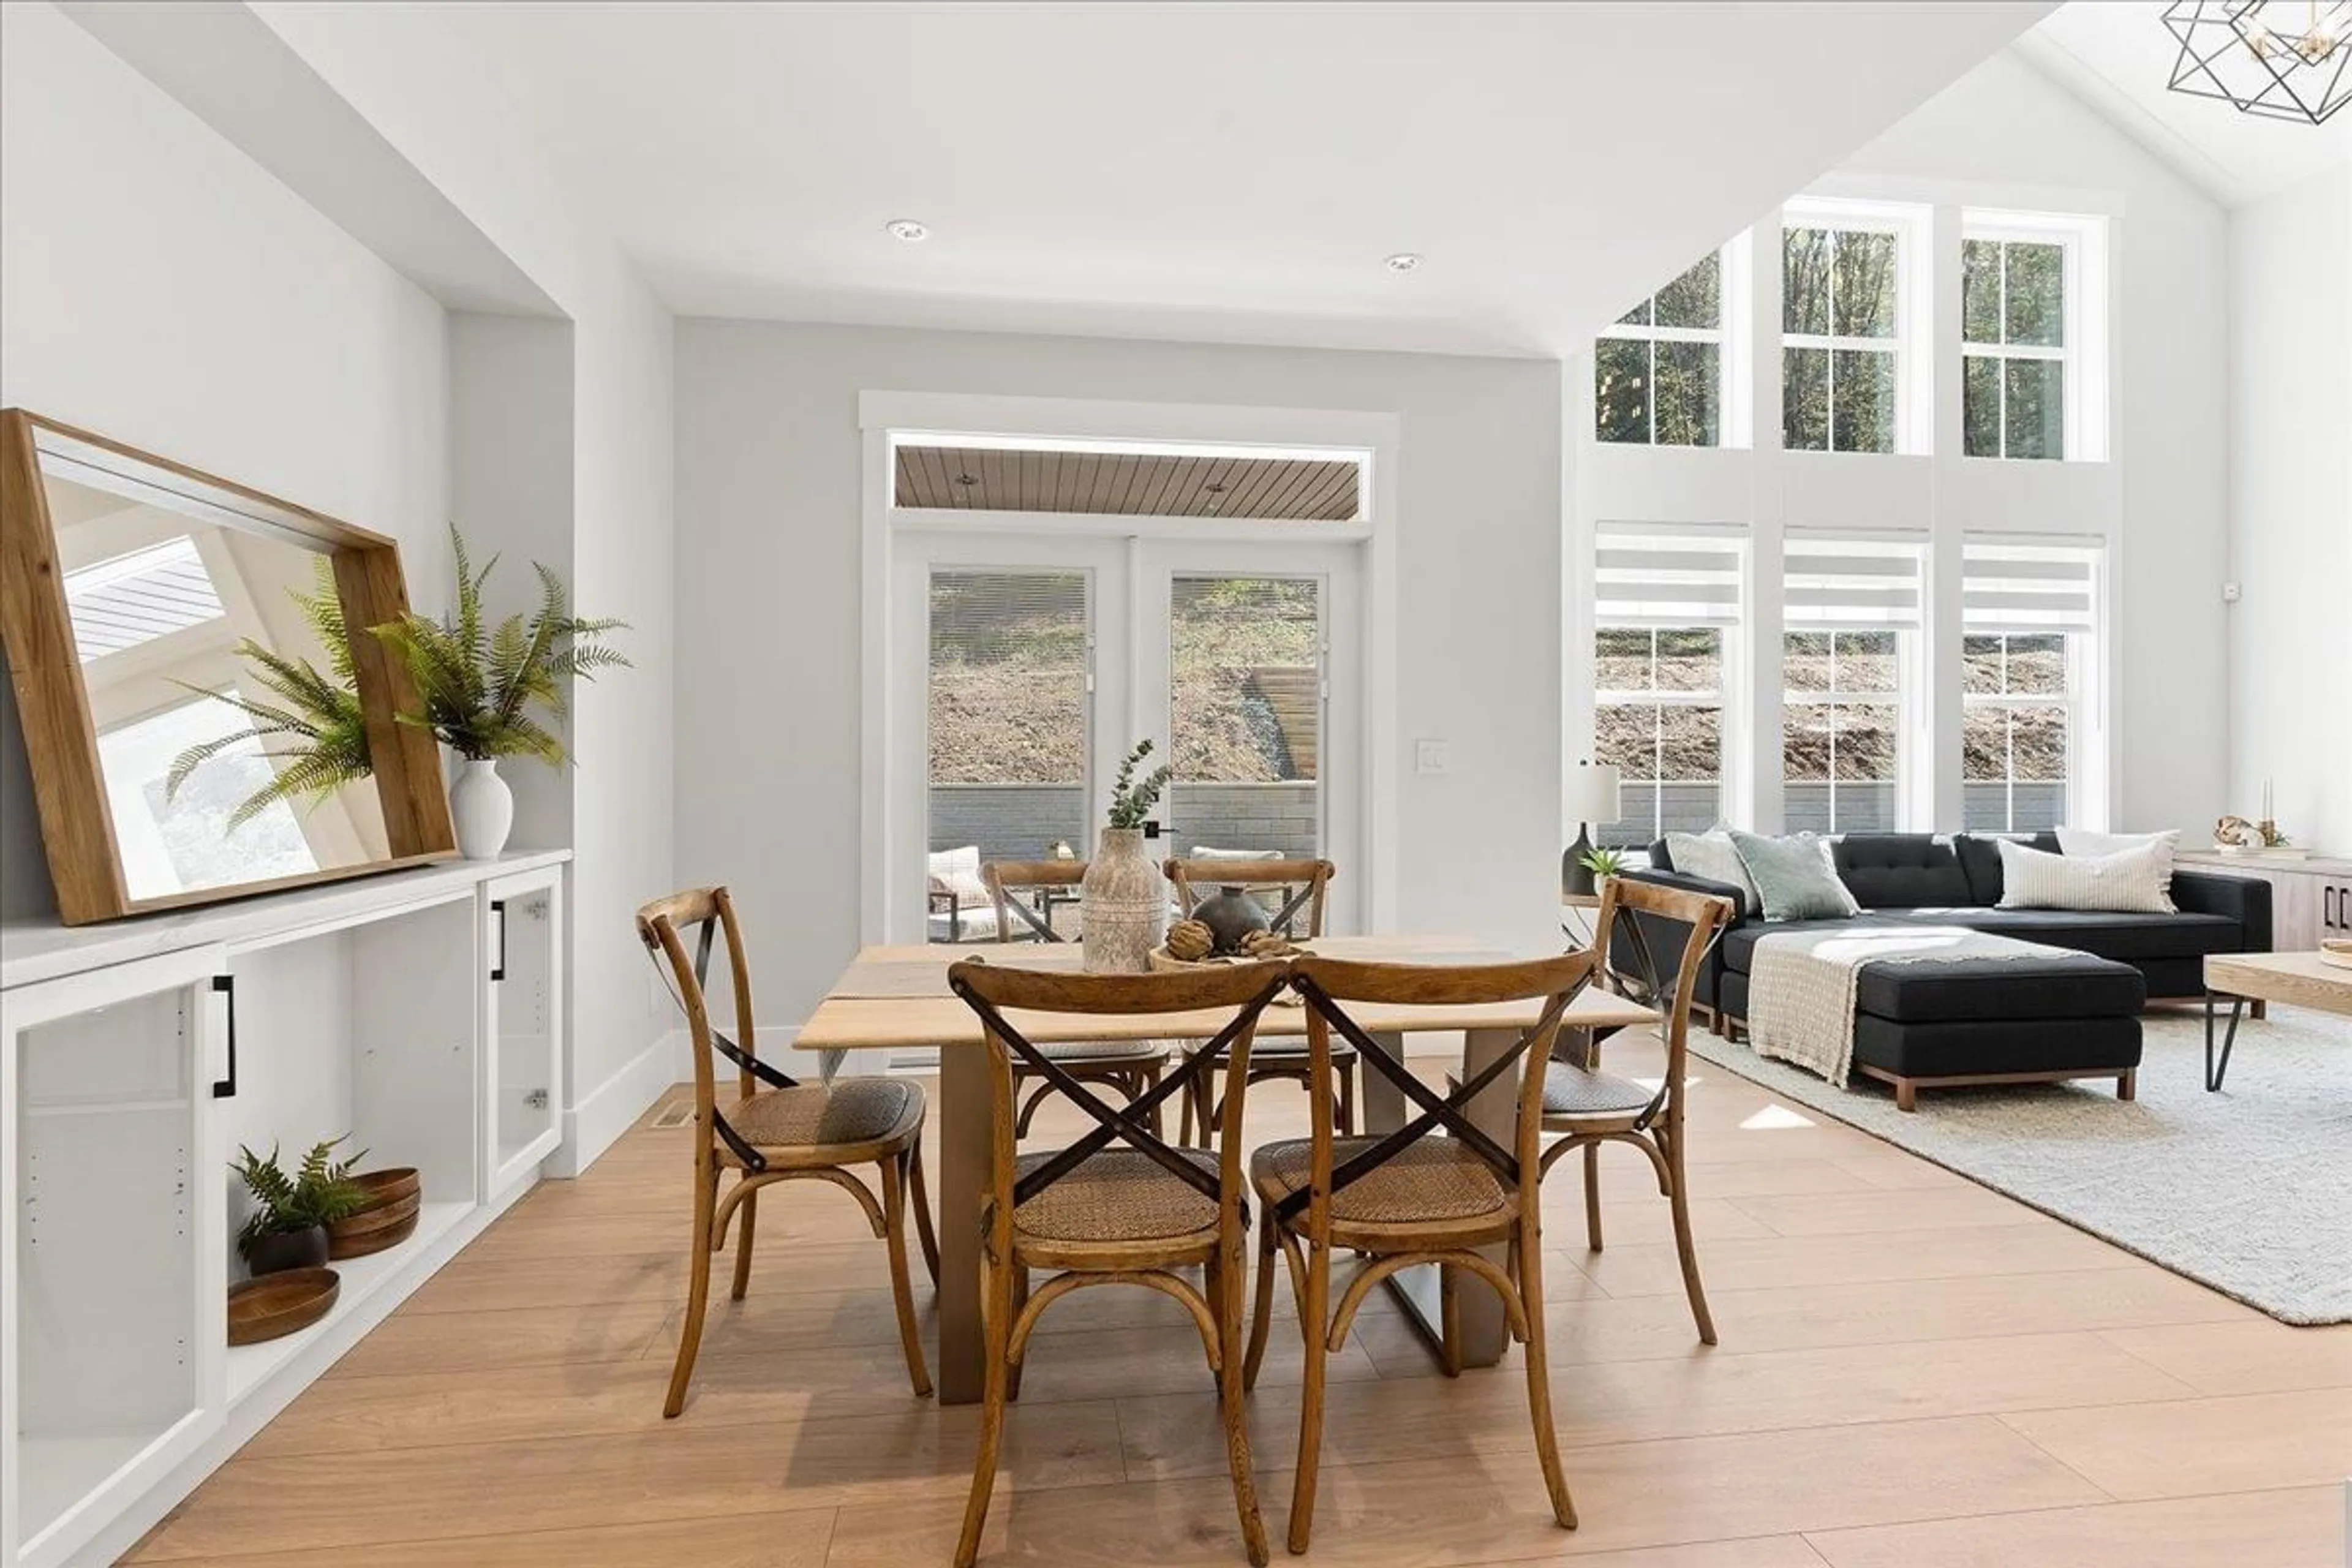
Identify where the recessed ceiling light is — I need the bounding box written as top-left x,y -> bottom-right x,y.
1384,252 -> 1423,274
886,218 -> 930,243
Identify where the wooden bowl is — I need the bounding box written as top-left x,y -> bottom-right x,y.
2321,938 -> 2352,971
328,1169 -> 423,1259
228,1267 -> 339,1346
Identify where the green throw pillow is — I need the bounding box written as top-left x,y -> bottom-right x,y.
1727,831 -> 1860,922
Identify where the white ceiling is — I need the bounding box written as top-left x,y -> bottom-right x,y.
2017,2 -> 2352,206
416,2 -> 2051,356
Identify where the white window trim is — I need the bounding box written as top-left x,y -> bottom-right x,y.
1780,200 -> 1932,456
1962,209 -> 2110,464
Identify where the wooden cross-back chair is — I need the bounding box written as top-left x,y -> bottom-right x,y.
1539,876 -> 1735,1344
1163,856 -> 1346,1144
1244,950 -> 1598,1554
982,859 -> 1176,1137
946,957 -> 1289,1568
636,886 -> 940,1417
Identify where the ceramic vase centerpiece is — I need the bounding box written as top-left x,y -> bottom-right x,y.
1082,741 -> 1175,973
1190,885 -> 1271,954
371,526 -> 631,860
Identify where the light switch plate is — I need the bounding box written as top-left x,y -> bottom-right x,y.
1415,739 -> 1451,776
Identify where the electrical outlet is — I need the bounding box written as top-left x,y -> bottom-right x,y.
1415,739 -> 1451,776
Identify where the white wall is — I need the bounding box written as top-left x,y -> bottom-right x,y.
0,1 -> 450,921
676,321 -> 1561,1025
1571,47 -> 2232,843
2227,166 -> 2352,854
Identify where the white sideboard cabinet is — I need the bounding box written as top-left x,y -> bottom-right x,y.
1,851 -> 570,1568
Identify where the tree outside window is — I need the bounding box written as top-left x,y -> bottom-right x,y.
1596,252 -> 1723,448
1962,237 -> 2067,460
1593,627 -> 1723,846
1962,633 -> 2070,830
1782,225 -> 1899,454
1783,630 -> 1902,831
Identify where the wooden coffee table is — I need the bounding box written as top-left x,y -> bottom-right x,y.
2201,951 -> 2352,1090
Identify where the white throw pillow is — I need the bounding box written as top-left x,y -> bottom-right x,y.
1997,839 -> 2174,914
1662,829 -> 1761,917
2057,826 -> 2179,897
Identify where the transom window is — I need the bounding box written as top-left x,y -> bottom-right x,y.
1782,222 -> 1902,454
1596,252 -> 1724,448
1962,234 -> 2070,461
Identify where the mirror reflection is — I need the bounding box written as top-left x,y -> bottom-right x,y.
48,466 -> 391,902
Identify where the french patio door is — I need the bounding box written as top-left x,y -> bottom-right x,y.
894,532 -> 1362,942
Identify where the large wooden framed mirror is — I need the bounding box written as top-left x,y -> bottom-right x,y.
0,410 -> 456,924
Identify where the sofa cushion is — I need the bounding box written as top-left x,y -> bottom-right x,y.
1954,831 -> 2060,905
1833,835 -> 1976,909
1853,953 -> 2146,1023
1662,830 -> 1762,916
1852,1015 -> 2143,1080
1730,831 -> 1860,922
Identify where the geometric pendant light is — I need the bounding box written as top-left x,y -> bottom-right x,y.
2163,1 -> 2352,124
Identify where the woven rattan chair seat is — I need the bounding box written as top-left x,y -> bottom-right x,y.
1027,1036 -> 1171,1063
1009,1148 -> 1221,1243
1251,1136 -> 1507,1226
726,1079 -> 924,1150
1540,1065 -> 1656,1118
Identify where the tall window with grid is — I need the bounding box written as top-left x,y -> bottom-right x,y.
1962,541 -> 2098,832
1782,222 -> 1902,454
1591,534 -> 1741,846
1595,252 -> 1725,448
1962,233 -> 2070,460
1782,538 -> 1921,833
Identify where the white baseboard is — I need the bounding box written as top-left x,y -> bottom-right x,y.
550,1030 -> 677,1177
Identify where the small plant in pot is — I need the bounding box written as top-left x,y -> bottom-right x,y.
1577,846 -> 1628,886
234,1137 -> 370,1276
369,525 -> 630,859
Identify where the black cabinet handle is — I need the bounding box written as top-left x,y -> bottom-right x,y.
2328,884 -> 2340,932
491,899 -> 508,982
211,974 -> 237,1098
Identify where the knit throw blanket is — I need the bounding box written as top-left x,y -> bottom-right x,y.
1747,926 -> 2060,1087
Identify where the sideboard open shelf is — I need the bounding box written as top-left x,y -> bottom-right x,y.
2,851 -> 570,1568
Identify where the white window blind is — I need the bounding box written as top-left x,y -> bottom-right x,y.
1782,535 -> 1923,630
1963,540 -> 2098,634
1594,532 -> 1744,627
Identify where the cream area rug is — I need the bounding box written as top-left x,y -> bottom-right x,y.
1689,1005 -> 2352,1324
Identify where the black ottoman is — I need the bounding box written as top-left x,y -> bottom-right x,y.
1726,949 -> 2146,1110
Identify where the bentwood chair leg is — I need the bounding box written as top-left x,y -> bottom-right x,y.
1287,1242 -> 1333,1556
664,1163 -> 717,1419
728,1187 -> 758,1302
1515,1222 -> 1578,1530
878,1155 -> 935,1398
1218,1225 -> 1272,1567
1007,1265 -> 1030,1401
908,1141 -> 941,1287
954,1252 -> 1017,1568
1582,1142 -> 1604,1252
1140,1062 -> 1166,1139
1664,1139 -> 1717,1346
1244,1213 -> 1279,1391
1180,1061 -> 1199,1147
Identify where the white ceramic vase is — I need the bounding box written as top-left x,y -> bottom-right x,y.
450,758 -> 514,861
1080,826 -> 1167,973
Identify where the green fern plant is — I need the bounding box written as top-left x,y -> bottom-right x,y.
165,557 -> 374,832
1107,739 -> 1174,829
232,1136 -> 369,1246
368,526 -> 630,764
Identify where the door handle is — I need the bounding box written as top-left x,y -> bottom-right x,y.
491,899 -> 508,982
211,974 -> 238,1098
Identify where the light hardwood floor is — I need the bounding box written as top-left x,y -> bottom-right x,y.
130,1031 -> 2351,1567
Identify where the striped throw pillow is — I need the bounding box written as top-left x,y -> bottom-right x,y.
1996,839 -> 2173,913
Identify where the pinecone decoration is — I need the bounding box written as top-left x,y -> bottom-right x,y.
1166,919 -> 1214,961
1240,930 -> 1298,959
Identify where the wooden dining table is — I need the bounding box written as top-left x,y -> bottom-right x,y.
795,934 -> 1658,1404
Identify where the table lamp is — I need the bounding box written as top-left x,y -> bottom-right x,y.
1561,761 -> 1623,896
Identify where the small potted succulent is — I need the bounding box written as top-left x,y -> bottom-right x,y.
1577,846 -> 1629,888
233,1137 -> 370,1275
